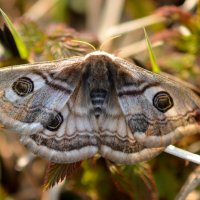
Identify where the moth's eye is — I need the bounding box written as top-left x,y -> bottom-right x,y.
12,77 -> 34,97
153,91 -> 174,112
46,113 -> 63,131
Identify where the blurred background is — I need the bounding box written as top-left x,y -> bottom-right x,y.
0,0 -> 200,200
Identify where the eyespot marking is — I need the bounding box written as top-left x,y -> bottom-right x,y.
153,91 -> 174,113
45,112 -> 63,131
12,77 -> 34,97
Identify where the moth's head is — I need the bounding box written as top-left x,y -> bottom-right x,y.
84,50 -> 115,60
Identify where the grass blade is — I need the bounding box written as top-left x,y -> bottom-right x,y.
144,27 -> 160,73
0,8 -> 28,59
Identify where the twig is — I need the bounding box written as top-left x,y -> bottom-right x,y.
41,181 -> 63,200
165,145 -> 200,165
117,39 -> 163,58
23,0 -> 60,21
98,0 -> 125,41
100,14 -> 165,41
181,0 -> 198,11
86,0 -> 103,32
15,153 -> 36,171
175,166 -> 200,200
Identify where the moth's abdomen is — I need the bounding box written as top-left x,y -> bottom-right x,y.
90,89 -> 107,117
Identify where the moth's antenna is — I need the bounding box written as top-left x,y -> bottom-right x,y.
99,34 -> 122,51
71,40 -> 96,51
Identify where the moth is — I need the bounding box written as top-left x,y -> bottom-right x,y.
0,51 -> 200,164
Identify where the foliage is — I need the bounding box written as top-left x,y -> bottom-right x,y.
43,162 -> 82,190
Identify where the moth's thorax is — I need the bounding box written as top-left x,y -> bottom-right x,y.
83,54 -> 115,117
88,61 -> 110,89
